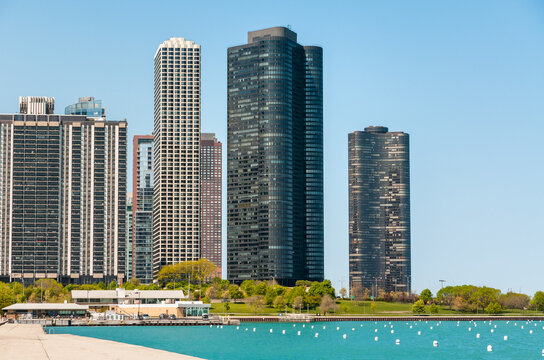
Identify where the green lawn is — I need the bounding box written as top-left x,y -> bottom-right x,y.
210,300 -> 544,317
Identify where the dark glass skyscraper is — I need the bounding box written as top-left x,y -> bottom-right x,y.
348,127 -> 411,294
227,27 -> 324,285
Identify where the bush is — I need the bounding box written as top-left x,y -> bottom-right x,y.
429,303 -> 439,314
412,300 -> 426,314
485,302 -> 502,315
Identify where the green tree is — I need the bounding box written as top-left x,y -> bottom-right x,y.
228,285 -> 244,303
293,296 -> 303,312
273,295 -> 286,310
224,302 -> 230,314
308,280 -> 335,298
429,303 -> 439,314
532,291 -> 544,311
253,282 -> 268,296
412,300 -> 426,314
485,302 -> 502,315
286,286 -> 306,307
264,288 -> 277,306
304,295 -> 321,309
0,283 -> 13,314
295,280 -> 312,287
420,289 -> 433,304
240,280 -> 255,297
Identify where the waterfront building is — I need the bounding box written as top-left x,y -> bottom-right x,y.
126,193 -> 133,279
2,303 -> 89,320
65,96 -> 106,118
153,38 -> 201,276
200,133 -> 222,277
0,96 -> 127,284
348,127 -> 411,294
133,135 -> 154,284
227,27 -> 324,285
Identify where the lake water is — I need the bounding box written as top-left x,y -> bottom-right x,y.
47,320 -> 544,359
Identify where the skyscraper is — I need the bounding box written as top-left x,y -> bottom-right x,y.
348,126 -> 411,294
200,133 -> 222,277
227,27 -> 324,285
133,135 -> 154,284
153,38 -> 201,276
126,193 -> 133,280
0,97 -> 127,284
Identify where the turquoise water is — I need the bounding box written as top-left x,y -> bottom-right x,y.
47,320 -> 544,359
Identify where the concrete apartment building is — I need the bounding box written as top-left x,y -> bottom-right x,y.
153,38 -> 201,276
0,96 -> 127,284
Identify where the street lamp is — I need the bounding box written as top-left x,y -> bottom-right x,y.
135,289 -> 141,319
439,280 -> 446,289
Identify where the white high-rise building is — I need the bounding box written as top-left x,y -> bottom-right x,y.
153,38 -> 201,276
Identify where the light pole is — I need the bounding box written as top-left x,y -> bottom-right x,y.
135,289 -> 141,319
439,280 -> 446,289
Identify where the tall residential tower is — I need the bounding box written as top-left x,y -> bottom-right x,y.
153,38 -> 201,276
0,97 -> 127,284
133,135 -> 154,283
200,133 -> 222,277
227,27 -> 324,285
348,126 -> 411,294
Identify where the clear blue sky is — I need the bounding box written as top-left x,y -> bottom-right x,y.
1,0 -> 543,296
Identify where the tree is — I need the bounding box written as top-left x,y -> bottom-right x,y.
286,286 -> 306,307
470,286 -> 500,312
351,283 -> 364,302
273,295 -> 286,310
264,288 -> 277,306
224,302 -> 230,314
308,280 -> 335,298
0,283 -> 13,315
499,292 -> 530,310
304,295 -> 321,309
295,280 -> 312,287
339,288 -> 347,299
320,294 -> 337,313
429,303 -> 439,314
532,291 -> 544,311
253,282 -> 268,296
206,285 -> 219,300
293,296 -> 303,312
420,289 -> 432,304
246,295 -> 265,314
412,300 -> 426,314
485,302 -> 502,315
228,285 -> 244,303
240,280 -> 256,297
157,259 -> 218,285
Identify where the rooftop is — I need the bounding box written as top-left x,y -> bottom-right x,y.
2,303 -> 89,311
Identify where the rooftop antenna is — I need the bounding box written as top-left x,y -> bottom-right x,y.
287,24 -> 292,30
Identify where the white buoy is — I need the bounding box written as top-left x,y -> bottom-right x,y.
494,325 -> 497,328
323,326 -> 326,329
311,325 -> 314,329
487,345 -> 493,352
410,325 -> 412,329
491,329 -> 494,333
210,325 -> 212,328
503,335 -> 508,341
433,340 -> 438,347
530,330 -> 534,334
430,326 -> 433,330
337,327 -> 340,331
220,325 -> 223,329
303,324 -> 305,328
522,326 -> 524,329
293,324 -> 296,327
374,336 -> 379,341
395,339 -> 400,345
352,328 -> 355,331
391,330 -> 394,334
343,334 -> 347,339
236,326 -> 239,330
418,331 -> 421,335
541,349 -> 544,357
374,329 -> 378,333
468,327 -> 472,332
315,333 -> 319,337
476,333 -> 480,338
269,329 -> 273,333
297,331 -> 301,336
253,328 -> 256,332
282,330 -> 286,334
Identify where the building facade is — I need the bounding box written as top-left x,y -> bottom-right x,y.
348,127 -> 411,294
227,27 -> 324,285
0,97 -> 127,284
153,38 -> 201,276
126,193 -> 133,279
133,135 -> 154,284
200,133 -> 222,277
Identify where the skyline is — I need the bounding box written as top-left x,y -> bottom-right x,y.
1,0 -> 543,295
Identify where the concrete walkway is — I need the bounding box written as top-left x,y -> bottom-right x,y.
0,324 -> 203,360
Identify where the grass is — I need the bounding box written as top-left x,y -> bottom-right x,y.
210,300 -> 544,317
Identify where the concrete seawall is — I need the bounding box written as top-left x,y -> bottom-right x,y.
0,324 -> 203,360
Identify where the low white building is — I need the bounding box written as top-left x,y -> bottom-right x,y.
71,288 -> 186,308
